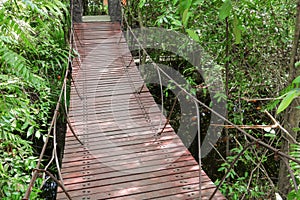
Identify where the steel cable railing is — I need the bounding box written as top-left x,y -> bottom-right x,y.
22,0 -> 83,199
120,1 -> 300,199
22,1 -> 300,199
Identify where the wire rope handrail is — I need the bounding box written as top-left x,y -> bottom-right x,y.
119,2 -> 203,199
22,0 -> 83,199
21,1 -> 300,199
119,1 -> 300,199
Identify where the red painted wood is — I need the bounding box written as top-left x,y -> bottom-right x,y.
57,22 -> 226,200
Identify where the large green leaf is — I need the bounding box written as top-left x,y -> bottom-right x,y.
179,0 -> 192,12
292,75 -> 300,85
182,8 -> 190,28
233,16 -> 242,44
219,0 -> 232,20
277,89 -> 300,114
186,29 -> 199,42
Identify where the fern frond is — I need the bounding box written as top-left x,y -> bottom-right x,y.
290,144 -> 300,176
289,143 -> 300,195
0,44 -> 43,87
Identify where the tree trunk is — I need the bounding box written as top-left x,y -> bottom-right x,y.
108,0 -> 121,21
73,0 -> 83,22
278,0 -> 300,197
83,0 -> 88,16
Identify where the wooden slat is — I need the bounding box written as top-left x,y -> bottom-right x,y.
57,21 -> 226,200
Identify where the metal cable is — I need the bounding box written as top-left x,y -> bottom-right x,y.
120,1 -> 164,136
194,100 -> 202,200
22,0 -> 75,198
122,9 -> 300,165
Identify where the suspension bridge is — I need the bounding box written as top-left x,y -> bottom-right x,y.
20,1 -> 300,199
52,14 -> 226,199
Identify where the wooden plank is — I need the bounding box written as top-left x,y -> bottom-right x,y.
82,15 -> 111,22
58,21 -> 225,200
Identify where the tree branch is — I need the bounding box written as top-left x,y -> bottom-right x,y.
33,169 -> 72,200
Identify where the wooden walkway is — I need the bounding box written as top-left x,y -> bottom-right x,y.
57,21 -> 225,200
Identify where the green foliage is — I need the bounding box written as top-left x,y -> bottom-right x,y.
277,88 -> 300,114
232,16 -> 242,44
219,0 -> 232,20
0,134 -> 42,199
287,144 -> 300,200
288,190 -> 300,200
125,0 -> 298,198
186,29 -> 200,42
0,0 -> 69,198
277,76 -> 300,114
139,0 -> 146,8
83,0 -> 108,15
216,145 -> 271,199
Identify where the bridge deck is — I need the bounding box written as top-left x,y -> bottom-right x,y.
57,21 -> 225,200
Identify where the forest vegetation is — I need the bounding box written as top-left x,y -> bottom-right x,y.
0,0 -> 299,199
123,0 -> 300,199
0,0 -> 69,199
